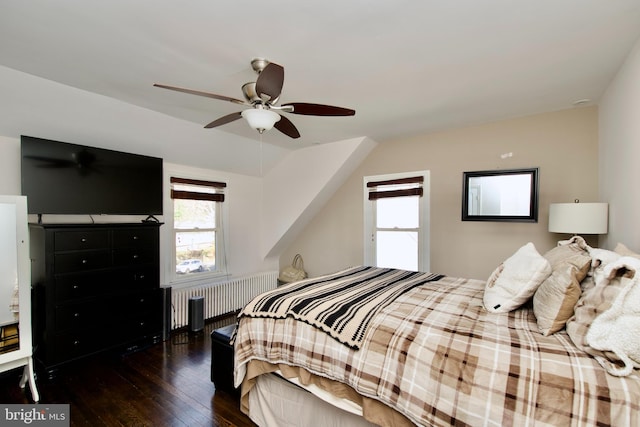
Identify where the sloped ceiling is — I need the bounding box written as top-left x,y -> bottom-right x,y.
1,1 -> 640,176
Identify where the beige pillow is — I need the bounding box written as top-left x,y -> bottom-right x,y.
533,243 -> 592,335
556,235 -> 590,251
484,242 -> 551,313
544,241 -> 592,272
614,242 -> 640,259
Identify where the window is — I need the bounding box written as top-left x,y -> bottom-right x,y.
171,177 -> 226,281
364,172 -> 430,272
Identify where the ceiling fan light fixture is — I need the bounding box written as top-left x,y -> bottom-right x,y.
241,108 -> 281,133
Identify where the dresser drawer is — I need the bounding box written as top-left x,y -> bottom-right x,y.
55,272 -> 112,302
53,312 -> 160,363
55,289 -> 158,332
113,248 -> 155,266
129,267 -> 158,289
121,316 -> 161,340
54,230 -> 109,251
55,302 -> 103,331
53,329 -> 104,363
55,267 -> 158,303
54,250 -> 110,274
113,228 -> 157,248
113,266 -> 159,290
121,290 -> 159,313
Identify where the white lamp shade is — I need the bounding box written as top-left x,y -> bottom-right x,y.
241,108 -> 281,132
548,202 -> 608,234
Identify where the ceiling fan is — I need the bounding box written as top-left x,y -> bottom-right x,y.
154,58 -> 355,139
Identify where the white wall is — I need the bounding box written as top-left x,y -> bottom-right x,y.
261,137 -> 376,258
0,136 -> 21,195
599,37 -> 640,251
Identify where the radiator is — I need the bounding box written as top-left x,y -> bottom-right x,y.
170,271 -> 278,329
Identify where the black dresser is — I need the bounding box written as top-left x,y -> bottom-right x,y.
29,223 -> 162,377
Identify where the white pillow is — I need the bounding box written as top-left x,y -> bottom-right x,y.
484,242 -> 552,313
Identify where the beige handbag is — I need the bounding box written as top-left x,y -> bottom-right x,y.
279,254 -> 307,283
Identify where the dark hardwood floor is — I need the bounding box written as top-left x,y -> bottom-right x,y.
0,318 -> 256,427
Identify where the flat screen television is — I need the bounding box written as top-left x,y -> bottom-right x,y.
21,135 -> 163,216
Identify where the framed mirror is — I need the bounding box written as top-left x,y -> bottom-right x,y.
462,168 -> 539,222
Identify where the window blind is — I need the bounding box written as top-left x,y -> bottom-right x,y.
367,176 -> 423,200
170,177 -> 226,202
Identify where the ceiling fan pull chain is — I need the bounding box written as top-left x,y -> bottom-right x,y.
259,133 -> 264,177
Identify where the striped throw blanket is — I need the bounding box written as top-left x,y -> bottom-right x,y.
239,266 -> 444,349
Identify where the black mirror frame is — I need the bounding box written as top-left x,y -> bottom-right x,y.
461,167 -> 539,223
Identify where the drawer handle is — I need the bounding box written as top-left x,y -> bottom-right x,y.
133,236 -> 139,240
73,340 -> 80,346
139,322 -> 145,327
74,312 -> 80,318
73,284 -> 79,290
81,259 -> 88,265
81,238 -> 87,243
133,254 -> 139,259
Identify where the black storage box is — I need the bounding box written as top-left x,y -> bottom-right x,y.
210,324 -> 238,395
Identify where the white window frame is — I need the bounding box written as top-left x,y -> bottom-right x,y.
363,171 -> 430,272
163,165 -> 229,287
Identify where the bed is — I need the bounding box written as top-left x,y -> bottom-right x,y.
233,240 -> 640,426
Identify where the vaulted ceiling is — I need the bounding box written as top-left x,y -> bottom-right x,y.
1,1 -> 639,176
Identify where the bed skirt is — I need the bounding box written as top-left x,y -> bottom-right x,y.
248,373 -> 378,427
241,360 -> 413,427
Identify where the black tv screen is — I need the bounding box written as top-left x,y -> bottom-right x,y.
21,136 -> 163,216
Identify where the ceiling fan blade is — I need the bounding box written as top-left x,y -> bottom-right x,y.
204,112 -> 243,128
255,63 -> 284,102
274,115 -> 301,139
153,83 -> 247,105
281,102 -> 355,116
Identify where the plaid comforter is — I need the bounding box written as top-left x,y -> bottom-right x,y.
234,267 -> 640,426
